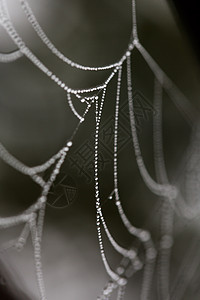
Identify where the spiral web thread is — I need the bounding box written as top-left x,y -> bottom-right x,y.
0,0 -> 199,299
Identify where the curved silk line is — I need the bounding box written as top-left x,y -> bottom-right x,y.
0,49 -> 23,62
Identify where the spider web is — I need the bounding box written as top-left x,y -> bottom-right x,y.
0,0 -> 199,299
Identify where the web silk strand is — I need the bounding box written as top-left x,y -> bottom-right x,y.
18,0 -> 119,71
94,82 -> 128,287
132,0 -> 138,41
126,54 -> 158,300
0,49 -> 23,62
126,53 -> 177,199
135,42 -> 197,126
153,78 -> 174,300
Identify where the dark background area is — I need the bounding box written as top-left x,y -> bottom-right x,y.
169,0 -> 200,61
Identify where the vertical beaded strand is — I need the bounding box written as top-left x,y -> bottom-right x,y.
123,53 -> 157,300
29,213 -> 47,300
153,78 -> 174,300
113,65 -> 122,205
94,87 -> 127,287
132,0 -> 139,42
96,66 -> 138,261
126,50 -> 177,198
113,61 -> 142,277
94,90 -> 118,283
